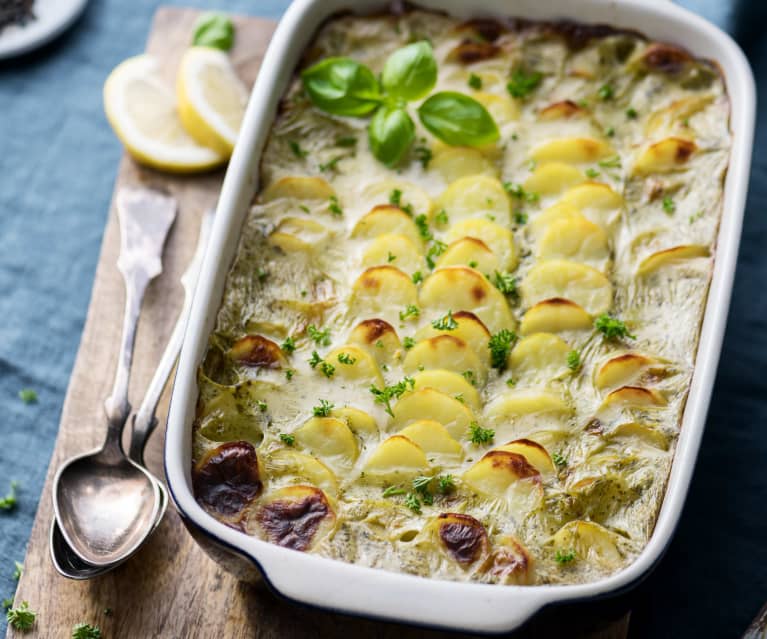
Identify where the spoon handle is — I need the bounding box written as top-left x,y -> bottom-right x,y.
129,209 -> 214,464
103,189 -> 177,446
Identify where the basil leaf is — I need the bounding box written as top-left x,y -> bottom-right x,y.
301,57 -> 381,116
368,106 -> 415,167
418,91 -> 499,146
382,41 -> 438,101
192,13 -> 235,51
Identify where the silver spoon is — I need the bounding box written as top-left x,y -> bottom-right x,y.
50,209 -> 214,579
52,188 -> 176,567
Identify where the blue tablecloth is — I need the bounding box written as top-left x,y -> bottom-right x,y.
0,1 -> 762,636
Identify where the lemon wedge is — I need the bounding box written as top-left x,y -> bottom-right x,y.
177,47 -> 248,156
104,54 -> 225,173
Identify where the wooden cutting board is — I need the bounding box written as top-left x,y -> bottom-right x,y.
8,8 -> 630,638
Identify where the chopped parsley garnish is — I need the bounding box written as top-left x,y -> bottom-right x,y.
308,351 -> 323,368
285,369 -> 295,380
506,377 -> 516,386
431,310 -> 458,331
412,476 -> 434,505
411,271 -> 423,284
13,561 -> 22,580
335,135 -> 357,147
507,69 -> 542,98
414,145 -> 432,169
469,421 -> 495,445
514,211 -> 528,225
312,399 -> 334,417
319,361 -> 335,378
387,252 -> 397,263
454,394 -> 465,403
566,350 -> 581,371
605,126 -> 615,137
552,452 -> 568,469
307,324 -> 331,346
382,486 -> 406,498
389,189 -> 414,215
425,240 -> 447,269
491,271 -> 518,298
468,72 -> 482,90
375,340 -> 384,349
689,210 -> 704,224
662,195 -> 676,214
257,400 -> 268,412
438,474 -> 455,493
0,482 -> 18,510
288,140 -> 308,159
6,601 -> 36,631
369,377 -> 415,417
337,352 -> 357,365
280,336 -> 296,354
594,314 -> 636,340
434,209 -> 449,225
598,155 -> 622,169
319,155 -> 345,172
626,107 -> 638,119
328,195 -> 343,216
399,304 -> 420,321
257,268 -> 269,282
2,598 -> 12,611
462,370 -> 476,386
279,433 -> 295,446
555,549 -> 576,564
403,336 -> 416,350
585,168 -> 600,178
18,389 -> 37,404
488,329 -> 517,370
503,182 -> 538,203
414,214 -> 432,241
404,492 -> 422,513
468,260 -> 478,268
597,84 -> 614,100
72,623 -> 102,639
299,204 -> 310,213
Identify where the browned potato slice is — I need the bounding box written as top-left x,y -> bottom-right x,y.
536,217 -> 609,266
253,485 -> 335,551
268,217 -> 329,254
633,136 -> 697,174
601,385 -> 667,408
539,100 -> 588,120
445,218 -> 517,270
350,266 -> 418,322
402,335 -> 486,384
637,245 -> 710,275
420,266 -> 515,334
352,205 -> 422,245
520,298 -> 592,334
446,40 -> 500,64
265,450 -> 338,496
595,352 -> 659,390
362,181 -> 432,220
348,318 -> 401,365
436,237 -> 500,273
391,388 -> 476,440
529,203 -> 585,237
479,536 -> 534,584
645,95 -> 713,136
485,389 -> 570,421
462,451 -> 543,514
530,137 -> 614,164
416,310 -> 491,370
261,176 -> 335,202
496,439 -> 555,476
557,183 -> 623,228
437,176 -> 511,226
193,441 -> 262,518
522,260 -> 612,316
229,335 -> 286,369
432,513 -> 489,566
608,422 -> 670,450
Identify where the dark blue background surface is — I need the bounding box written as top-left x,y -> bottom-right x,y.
0,1 -> 762,637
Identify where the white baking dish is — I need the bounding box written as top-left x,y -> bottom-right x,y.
165,0 -> 755,633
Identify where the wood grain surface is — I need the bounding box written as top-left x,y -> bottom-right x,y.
8,8 -> 631,638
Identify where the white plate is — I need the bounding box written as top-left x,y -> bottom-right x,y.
0,0 -> 88,60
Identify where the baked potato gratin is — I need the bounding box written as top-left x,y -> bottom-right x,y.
192,7 -> 730,586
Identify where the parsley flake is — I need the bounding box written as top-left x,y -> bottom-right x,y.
469,421 -> 495,445
414,214 -> 432,241
370,377 -> 415,417
387,252 -> 397,263
335,135 -> 357,147
312,399 -> 334,417
288,140 -> 308,159
0,481 -> 18,510
6,601 -> 36,631
585,168 -> 600,178
626,107 -> 638,119
411,271 -> 423,284
491,271 -> 518,298
404,492 -> 422,513
598,155 -> 622,169
662,196 -> 676,214
307,324 -> 331,346
488,329 -> 517,370
403,336 -> 416,350
414,145 -> 432,168
468,73 -> 483,90
399,304 -> 420,321
507,69 -> 543,98
279,433 -> 295,446
438,474 -> 455,493
597,84 -> 614,100
337,352 -> 357,365
435,209 -> 449,225
514,211 -> 528,225
18,389 -> 37,404
328,195 -> 343,216
319,361 -> 335,378
431,310 -> 458,331
257,400 -> 268,413
72,623 -> 102,639
382,486 -> 406,498
555,549 -> 576,564
280,336 -> 296,354
594,314 -> 636,340
552,452 -> 568,469
566,350 -> 581,371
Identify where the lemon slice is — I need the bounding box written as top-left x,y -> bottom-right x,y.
104,54 -> 225,173
177,47 -> 248,156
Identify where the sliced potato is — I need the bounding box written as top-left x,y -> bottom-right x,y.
496,439 -> 556,476
522,260 -> 612,315
229,334 -> 286,369
350,266 -> 418,321
479,535 -> 535,584
265,449 -> 338,496
529,203 -> 585,237
294,417 -> 359,467
437,175 -> 511,226
539,100 -> 588,120
520,298 -> 592,334
391,388 -> 476,439
253,485 -> 335,551
262,176 -> 335,202
436,237 -> 500,273
431,146 -> 498,182
608,422 -> 670,450
331,407 -> 379,437
268,217 -> 330,253
348,318 -> 401,365
445,218 -> 517,270
399,419 -> 464,458
193,441 -> 262,518
523,162 -> 586,196
645,95 -> 713,136
530,137 -> 614,165
633,136 -> 697,175
637,245 -> 710,276
595,353 -> 659,390
361,234 -> 424,273
462,451 -> 543,514
362,435 -> 429,481
416,310 -> 491,369
551,520 -> 622,568
430,513 -> 489,565
485,389 -> 570,420
474,91 -> 520,126
420,266 -> 515,334
536,217 -> 609,266
324,345 -> 383,385
352,205 -> 422,245
509,333 -> 571,381
403,335 -> 486,383
601,385 -> 667,408
362,180 -> 433,219
557,182 -> 624,228
410,369 -> 481,409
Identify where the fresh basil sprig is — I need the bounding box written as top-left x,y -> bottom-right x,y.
192,13 -> 235,51
300,41 -> 498,166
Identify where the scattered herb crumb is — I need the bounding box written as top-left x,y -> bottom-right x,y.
411,271 -> 423,284
566,350 -> 581,372
279,433 -> 295,446
662,195 -> 676,215
514,211 -> 528,225
307,324 -> 331,346
337,352 -> 357,365
555,549 -> 576,564
280,336 -> 296,354
369,377 -> 415,417
431,310 -> 457,331
312,399 -> 334,417
0,482 -> 18,511
597,84 -> 614,100
626,107 -> 638,119
585,168 -> 600,179
552,452 -> 568,469
256,400 -> 268,412
327,195 -> 343,216
382,485 -> 406,498
404,492 -> 422,513
399,304 -> 420,321
438,474 -> 455,493
288,140 -> 308,159
403,336 -> 416,350
595,314 -> 636,340
488,329 -> 517,370
6,601 -> 36,631
18,389 -> 37,404
469,421 -> 495,446
507,69 -> 542,98
468,73 -> 482,90
72,622 -> 102,639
